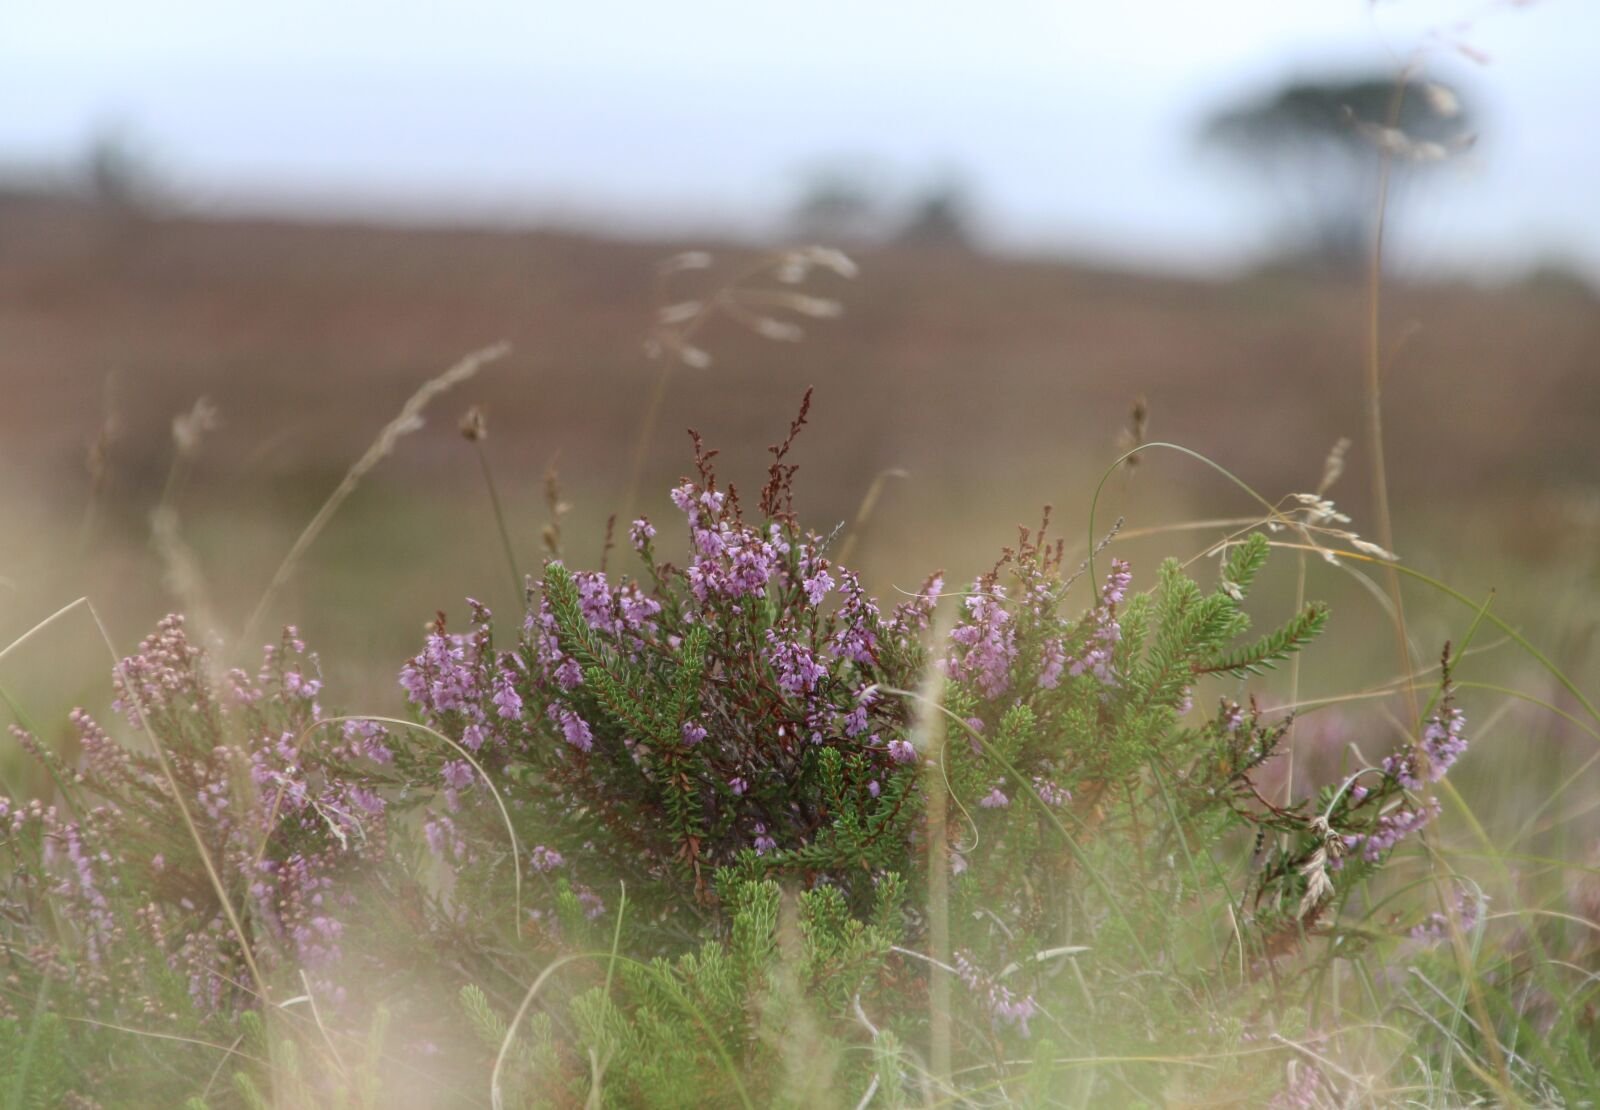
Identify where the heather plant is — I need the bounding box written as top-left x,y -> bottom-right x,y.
4,390 -> 1599,1105
377,402 -> 1531,1105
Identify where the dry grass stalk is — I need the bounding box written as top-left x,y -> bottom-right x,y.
911,613 -> 954,1089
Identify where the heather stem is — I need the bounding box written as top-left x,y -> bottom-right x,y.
474,440 -> 524,602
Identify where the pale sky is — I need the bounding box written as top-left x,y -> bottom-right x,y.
4,0 -> 1597,279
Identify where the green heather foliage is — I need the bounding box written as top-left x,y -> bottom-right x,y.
0,407 -> 1594,1106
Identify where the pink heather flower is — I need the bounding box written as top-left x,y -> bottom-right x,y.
949,578 -> 1017,697
348,786 -> 385,814
546,705 -> 594,752
954,951 -> 1039,1037
1033,777 -> 1070,806
1410,887 -> 1485,945
555,656 -> 584,689
887,739 -> 917,764
343,719 -> 393,764
889,572 -> 943,632
694,526 -> 726,557
1346,797 -> 1441,864
629,517 -> 656,551
617,583 -> 662,632
681,720 -> 707,746
752,822 -> 778,855
979,786 -> 1010,809
803,567 -> 834,606
728,776 -> 749,795
574,571 -> 619,633
765,629 -> 827,697
867,780 -> 881,798
400,630 -> 484,715
670,481 -> 699,520
424,813 -> 466,862
225,667 -> 264,705
440,760 -> 475,792
1384,701 -> 1468,790
829,571 -> 880,664
576,888 -> 606,920
1220,700 -> 1244,733
282,669 -> 322,699
840,684 -> 878,738
529,845 -> 564,872
1038,637 -> 1067,689
1267,1062 -> 1326,1110
1068,560 -> 1131,686
492,668 -> 523,720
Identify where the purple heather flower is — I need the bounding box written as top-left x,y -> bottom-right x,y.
617,583 -> 662,632
348,786 -> 385,815
1346,798 -> 1441,864
1067,560 -> 1131,686
283,669 -> 322,699
840,684 -> 878,738
670,481 -> 698,518
576,888 -> 606,920
681,720 -> 707,746
424,813 -> 466,862
887,738 -> 917,764
752,822 -> 778,855
574,571 -> 619,633
828,571 -> 880,664
1033,777 -> 1070,806
889,572 -> 943,632
694,526 -> 727,557
400,630 -> 485,715
555,656 -> 584,690
954,950 -> 1039,1037
1101,559 -> 1132,605
529,845 -> 565,872
1038,637 -> 1067,689
979,786 -> 1010,809
1410,887 -> 1485,945
803,568 -> 834,606
492,668 -> 523,720
440,760 -> 475,792
867,780 -> 881,798
948,578 -> 1017,698
546,706 -> 594,752
1220,700 -> 1244,733
629,517 -> 656,551
765,629 -> 827,697
342,719 -> 393,764
1384,701 -> 1468,790
728,776 -> 749,795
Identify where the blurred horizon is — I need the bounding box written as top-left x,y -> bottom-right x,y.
5,0 -> 1599,282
